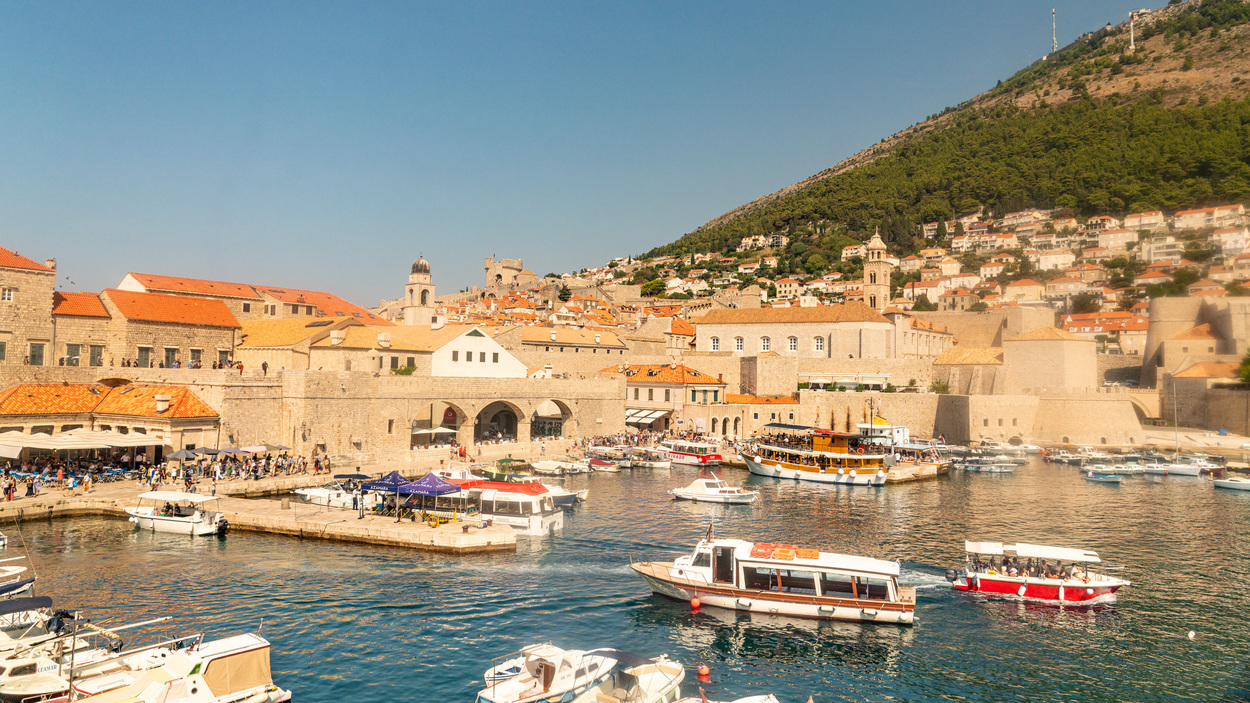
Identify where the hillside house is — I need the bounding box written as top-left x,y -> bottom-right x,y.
1174,204 -> 1245,231
1124,211 -> 1167,232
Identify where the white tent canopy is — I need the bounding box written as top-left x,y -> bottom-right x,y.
0,430 -> 166,450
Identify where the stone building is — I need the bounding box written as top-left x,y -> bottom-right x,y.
600,363 -> 727,432
0,247 -> 56,367
484,257 -> 539,288
1141,296 -> 1250,388
117,272 -> 389,324
692,303 -> 899,360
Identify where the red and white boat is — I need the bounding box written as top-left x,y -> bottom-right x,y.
659,440 -> 722,467
947,541 -> 1129,603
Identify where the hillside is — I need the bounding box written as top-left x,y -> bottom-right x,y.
645,0 -> 1250,260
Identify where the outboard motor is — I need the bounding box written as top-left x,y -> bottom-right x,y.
46,616 -> 65,635
216,519 -> 229,537
945,569 -> 959,583
108,638 -> 124,653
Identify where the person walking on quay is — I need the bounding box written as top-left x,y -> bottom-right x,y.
211,479 -> 217,497
352,487 -> 359,510
262,361 -> 269,376
541,441 -> 546,455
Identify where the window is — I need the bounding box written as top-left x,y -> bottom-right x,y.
634,388 -> 639,400
998,418 -> 1003,427
788,412 -> 794,420
664,389 -> 670,402
137,347 -> 151,367
452,351 -> 459,361
648,389 -> 654,401
760,337 -> 771,352
344,359 -> 352,371
691,390 -> 697,402
465,350 -> 473,361
752,412 -> 758,420
788,337 -> 797,352
0,341 -> 6,361
492,353 -> 499,363
815,337 -> 824,352
29,342 -> 44,366
983,418 -> 989,427
1012,418 -> 1018,426
218,350 -> 230,366
290,304 -> 298,314
1,289 -> 13,302
819,572 -> 856,597
702,390 -> 709,404
480,352 -> 486,362
164,348 -> 178,367
66,343 -> 80,365
712,391 -> 719,403
734,337 -> 744,352
710,337 -> 720,351
242,303 -> 251,313
407,356 -> 415,367
390,356 -> 399,369
387,419 -> 394,434
190,349 -> 202,365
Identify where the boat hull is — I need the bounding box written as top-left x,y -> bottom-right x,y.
631,562 -> 914,625
124,509 -> 222,536
953,574 -> 1124,603
670,490 -> 756,504
744,456 -> 886,486
1214,478 -> 1250,491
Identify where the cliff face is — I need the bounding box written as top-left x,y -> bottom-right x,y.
651,0 -> 1250,257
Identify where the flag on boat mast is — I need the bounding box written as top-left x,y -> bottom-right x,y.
873,414 -> 889,426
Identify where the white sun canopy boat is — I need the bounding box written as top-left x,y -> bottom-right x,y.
124,492 -> 228,536
670,476 -> 758,504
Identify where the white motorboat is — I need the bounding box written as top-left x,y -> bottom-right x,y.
124,492 -> 227,536
1142,463 -> 1170,475
574,650 -> 684,703
1214,476 -> 1250,491
1164,463 -> 1204,476
476,643 -> 617,703
433,464 -> 486,482
293,480 -> 378,509
670,477 -> 757,504
458,482 -> 565,536
962,463 -> 1014,473
531,456 -> 588,476
631,530 -> 915,625
588,458 -> 621,473
631,449 -> 672,469
72,633 -> 290,703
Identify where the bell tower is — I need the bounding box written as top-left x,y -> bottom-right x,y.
862,230 -> 892,312
402,255 -> 436,325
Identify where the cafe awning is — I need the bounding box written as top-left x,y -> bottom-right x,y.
625,409 -> 669,426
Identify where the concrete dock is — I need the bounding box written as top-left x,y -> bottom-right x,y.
0,472 -> 516,554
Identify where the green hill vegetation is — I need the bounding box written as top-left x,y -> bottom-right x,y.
643,0 -> 1250,271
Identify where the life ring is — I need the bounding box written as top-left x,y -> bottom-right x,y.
855,446 -> 864,455
428,517 -> 437,528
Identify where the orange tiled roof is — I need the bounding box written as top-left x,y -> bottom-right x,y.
670,317 -> 695,336
0,247 -> 53,272
52,292 -> 110,318
256,285 -> 392,324
103,289 -> 240,328
1167,323 -> 1222,341
1008,326 -> 1091,342
600,363 -> 724,385
126,272 -> 262,299
693,301 -> 888,325
1173,362 -> 1239,379
0,383 -> 217,418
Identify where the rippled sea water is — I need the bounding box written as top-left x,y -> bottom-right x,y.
14,460 -> 1250,702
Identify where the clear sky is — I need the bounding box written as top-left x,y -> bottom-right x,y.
1,1 -> 1150,304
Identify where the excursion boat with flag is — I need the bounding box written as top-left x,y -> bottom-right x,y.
946,541 -> 1130,603
744,421 -> 949,486
630,528 -> 915,625
659,440 -> 722,467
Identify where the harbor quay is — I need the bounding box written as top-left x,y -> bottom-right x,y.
0,469 -> 517,554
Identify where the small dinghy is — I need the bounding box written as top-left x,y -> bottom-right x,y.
588,458 -> 621,473
1085,471 -> 1122,484
1214,476 -> 1250,491
670,476 -> 757,504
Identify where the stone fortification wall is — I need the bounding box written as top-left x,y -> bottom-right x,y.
1097,354 -> 1144,385
1143,297 -> 1205,386
0,265 -> 55,367
1002,338 -> 1097,395
794,390 -> 942,438
1029,394 -> 1146,446
740,356 -> 934,397
933,363 -> 1002,395
912,307 -> 1055,348
1204,387 -> 1250,436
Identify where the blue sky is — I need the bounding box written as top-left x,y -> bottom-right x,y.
1,1 -> 1150,304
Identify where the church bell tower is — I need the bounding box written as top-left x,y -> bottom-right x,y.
403,256 -> 436,325
863,231 -> 892,312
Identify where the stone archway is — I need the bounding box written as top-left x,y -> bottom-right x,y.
721,417 -> 730,437
531,399 -> 574,439
732,417 -> 741,436
477,400 -> 524,442
711,417 -> 719,434
417,401 -> 469,448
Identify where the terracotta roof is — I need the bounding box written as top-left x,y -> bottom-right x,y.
239,318 -> 352,348
0,247 -> 53,272
0,383 -> 216,418
519,327 -> 627,348
725,394 -> 798,405
94,384 -> 218,418
125,272 -> 262,300
1007,326 -> 1092,342
600,363 -> 724,385
1173,362 -> 1239,379
103,289 -> 240,328
52,292 -> 110,318
693,301 -> 888,325
934,347 -> 1004,365
1167,323 -> 1222,341
670,317 -> 695,336
256,286 -> 391,324
0,384 -> 109,415
1007,279 -> 1042,287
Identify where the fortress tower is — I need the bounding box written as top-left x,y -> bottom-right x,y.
862,231 -> 892,312
402,256 -> 436,325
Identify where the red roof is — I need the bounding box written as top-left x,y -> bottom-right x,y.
126,272 -> 262,299
0,247 -> 53,272
456,480 -> 547,495
52,292 -> 109,318
257,285 -> 391,324
103,289 -> 241,328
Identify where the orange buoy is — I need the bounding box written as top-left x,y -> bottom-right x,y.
690,597 -> 701,611
697,663 -> 711,681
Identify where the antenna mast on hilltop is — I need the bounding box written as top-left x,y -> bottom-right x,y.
1129,10 -> 1139,53
1052,7 -> 1058,54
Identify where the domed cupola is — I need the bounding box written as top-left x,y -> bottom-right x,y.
411,256 -> 430,275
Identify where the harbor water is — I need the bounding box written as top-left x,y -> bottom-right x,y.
17,459 -> 1250,702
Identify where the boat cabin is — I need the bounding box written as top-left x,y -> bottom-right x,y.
674,538 -> 903,603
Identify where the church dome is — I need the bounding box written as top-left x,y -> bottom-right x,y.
411,257 -> 431,275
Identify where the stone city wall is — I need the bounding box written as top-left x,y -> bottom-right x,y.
0,265 -> 56,366
1204,387 -> 1250,436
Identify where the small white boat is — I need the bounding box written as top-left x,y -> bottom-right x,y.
1142,463 -> 1170,475
670,477 -> 757,504
475,643 -> 617,703
124,492 -> 227,536
1165,463 -> 1203,476
1085,471 -> 1122,484
531,456 -> 588,476
1214,476 -> 1250,491
589,458 -> 621,473
293,480 -> 378,509
631,449 -> 672,469
575,650 -> 684,703
433,464 -> 486,482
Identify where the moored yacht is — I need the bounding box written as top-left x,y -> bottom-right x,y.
947,541 -> 1129,603
670,476 -> 757,504
476,643 -> 617,703
124,492 -> 227,536
660,440 -> 722,467
630,530 -> 915,625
